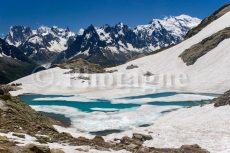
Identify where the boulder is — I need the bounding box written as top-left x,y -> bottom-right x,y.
132,133 -> 153,141
78,76 -> 90,80
127,143 -> 138,150
126,64 -> 139,70
144,71 -> 153,76
92,136 -> 105,146
25,144 -> 51,153
120,136 -> 142,146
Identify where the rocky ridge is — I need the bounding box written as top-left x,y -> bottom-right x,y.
186,2 -> 230,38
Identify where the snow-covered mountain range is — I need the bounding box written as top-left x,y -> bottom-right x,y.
57,15 -> 201,65
5,15 -> 200,65
5,26 -> 76,64
134,15 -> 200,46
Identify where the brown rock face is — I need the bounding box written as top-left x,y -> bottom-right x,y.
180,27 -> 230,65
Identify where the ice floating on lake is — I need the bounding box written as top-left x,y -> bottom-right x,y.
22,92 -> 213,134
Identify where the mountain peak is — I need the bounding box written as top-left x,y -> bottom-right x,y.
101,24 -> 111,29
149,14 -> 200,24
134,14 -> 201,39
162,14 -> 193,20
115,22 -> 124,28
6,25 -> 33,47
84,24 -> 98,35
175,14 -> 196,19
5,25 -> 76,64
78,28 -> 85,35
88,24 -> 96,29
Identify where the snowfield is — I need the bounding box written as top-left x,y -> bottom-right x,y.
9,10 -> 230,153
105,104 -> 230,153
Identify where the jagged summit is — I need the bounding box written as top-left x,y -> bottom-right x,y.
5,25 -> 76,64
6,25 -> 33,47
6,25 -> 75,52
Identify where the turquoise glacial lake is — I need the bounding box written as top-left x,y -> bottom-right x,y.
20,92 -> 215,135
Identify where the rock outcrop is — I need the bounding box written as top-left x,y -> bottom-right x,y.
210,90 -> 230,107
180,27 -> 230,65
52,58 -> 105,73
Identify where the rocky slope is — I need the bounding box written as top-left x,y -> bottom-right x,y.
56,15 -> 200,66
0,38 -> 41,84
5,26 -> 76,65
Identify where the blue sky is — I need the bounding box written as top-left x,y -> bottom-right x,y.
0,0 -> 229,35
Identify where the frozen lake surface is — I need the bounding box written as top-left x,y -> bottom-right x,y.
20,92 -> 216,135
